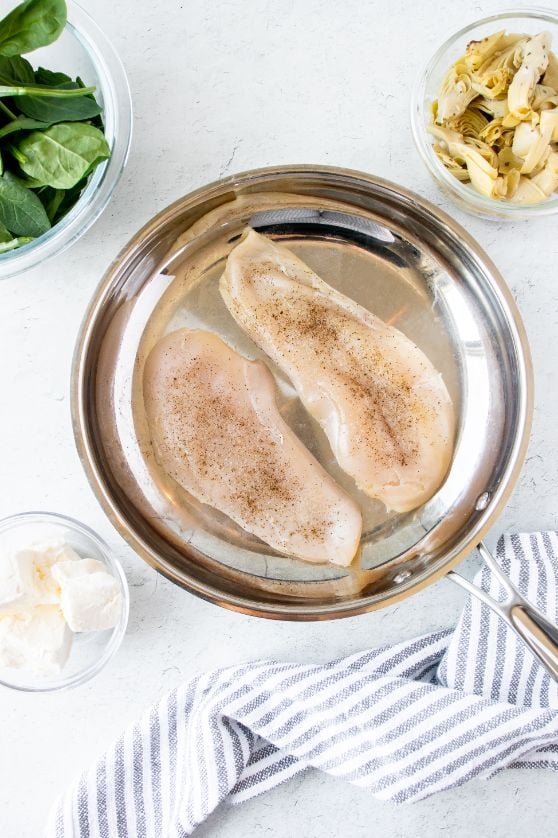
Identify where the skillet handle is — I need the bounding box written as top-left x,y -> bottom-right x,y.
447,541 -> 558,682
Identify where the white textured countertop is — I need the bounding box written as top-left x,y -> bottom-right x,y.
1,0 -> 557,834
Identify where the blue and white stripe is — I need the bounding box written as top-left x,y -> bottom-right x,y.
49,532 -> 558,836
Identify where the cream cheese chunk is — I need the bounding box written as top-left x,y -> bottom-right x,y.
0,551 -> 37,614
0,541 -> 79,615
0,606 -> 72,673
52,559 -> 122,632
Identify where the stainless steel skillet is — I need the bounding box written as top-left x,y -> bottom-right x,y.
71,165 -> 558,679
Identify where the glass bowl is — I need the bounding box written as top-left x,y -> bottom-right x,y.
411,7 -> 558,219
0,512 -> 129,692
0,0 -> 132,278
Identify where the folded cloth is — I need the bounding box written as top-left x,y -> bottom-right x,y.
49,533 -> 558,836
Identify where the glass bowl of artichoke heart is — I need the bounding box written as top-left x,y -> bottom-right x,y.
0,0 -> 132,277
411,9 -> 558,218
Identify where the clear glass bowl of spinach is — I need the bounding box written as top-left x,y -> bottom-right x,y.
0,0 -> 132,277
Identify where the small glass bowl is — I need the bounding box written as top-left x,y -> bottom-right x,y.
411,7 -> 558,219
0,0 -> 132,277
0,512 -> 129,692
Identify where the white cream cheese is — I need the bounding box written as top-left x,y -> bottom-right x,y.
0,540 -> 79,614
52,559 -> 122,632
0,550 -> 37,614
0,606 -> 72,673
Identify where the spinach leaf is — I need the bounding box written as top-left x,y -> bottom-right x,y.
0,0 -> 67,57
17,85 -> 102,121
5,170 -> 45,187
15,122 -> 109,188
0,220 -> 12,240
0,54 -> 34,84
50,173 -> 86,222
36,183 -> 64,220
6,142 -> 27,165
76,73 -> 104,128
0,114 -> 50,138
0,171 -> 50,235
34,65 -> 71,86
20,68 -> 102,121
0,233 -> 33,251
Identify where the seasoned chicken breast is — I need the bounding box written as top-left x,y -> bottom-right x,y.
221,230 -> 455,513
143,329 -> 362,566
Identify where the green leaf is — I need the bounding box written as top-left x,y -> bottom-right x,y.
34,65 -> 71,86
4,169 -> 45,188
36,183 -> 64,221
51,174 -> 86,222
23,70 -> 102,122
0,54 -> 34,84
0,234 -> 34,251
0,171 -> 50,236
0,219 -> 12,240
17,86 -> 102,122
6,142 -> 27,165
76,73 -> 104,129
15,122 -> 110,188
0,115 -> 51,138
0,0 -> 67,57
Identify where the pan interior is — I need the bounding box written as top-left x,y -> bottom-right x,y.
91,182 -> 509,605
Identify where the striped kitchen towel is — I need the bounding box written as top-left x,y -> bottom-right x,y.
49,532 -> 558,836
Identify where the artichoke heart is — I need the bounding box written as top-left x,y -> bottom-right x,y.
540,107 -> 558,141
463,31 -> 506,71
493,168 -> 521,199
464,136 -> 499,167
543,51 -> 558,89
479,117 -> 505,145
510,176 -> 547,203
532,84 -> 558,110
448,106 -> 488,137
512,121 -> 552,173
531,146 -> 551,177
503,168 -> 521,197
531,151 -> 558,195
473,39 -> 526,99
475,97 -> 509,118
502,111 -> 528,128
436,66 -> 477,122
433,144 -> 470,181
508,32 -> 551,119
471,68 -> 512,100
481,34 -> 526,71
464,153 -> 500,197
429,126 -> 499,196
498,146 -> 524,173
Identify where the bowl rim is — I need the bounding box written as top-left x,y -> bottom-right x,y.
0,510 -> 129,692
0,0 -> 133,278
70,164 -> 534,621
410,6 -> 558,219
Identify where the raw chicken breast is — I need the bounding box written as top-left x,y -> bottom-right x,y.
221,230 -> 455,513
143,329 -> 362,566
